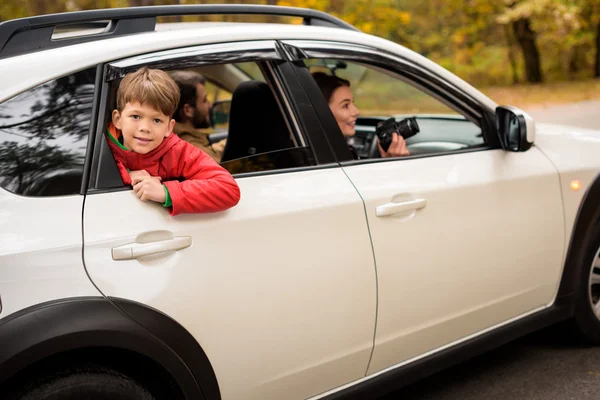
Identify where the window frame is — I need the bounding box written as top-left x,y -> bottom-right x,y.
87,40 -> 339,193
280,40 -> 501,164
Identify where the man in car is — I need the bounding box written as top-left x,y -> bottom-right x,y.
169,70 -> 225,163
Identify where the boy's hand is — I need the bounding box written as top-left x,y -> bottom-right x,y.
133,176 -> 166,203
129,169 -> 162,186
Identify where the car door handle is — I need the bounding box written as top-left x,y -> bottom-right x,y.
376,198 -> 427,217
112,236 -> 192,260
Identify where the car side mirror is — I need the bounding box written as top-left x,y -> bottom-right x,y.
210,99 -> 231,128
496,106 -> 535,152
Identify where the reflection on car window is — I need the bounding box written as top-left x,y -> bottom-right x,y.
0,68 -> 96,196
234,62 -> 266,82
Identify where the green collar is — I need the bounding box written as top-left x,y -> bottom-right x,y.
106,128 -> 129,151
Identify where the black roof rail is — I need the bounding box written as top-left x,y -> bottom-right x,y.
0,4 -> 359,60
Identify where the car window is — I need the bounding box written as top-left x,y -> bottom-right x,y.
305,59 -> 485,159
104,62 -> 314,178
0,68 -> 96,196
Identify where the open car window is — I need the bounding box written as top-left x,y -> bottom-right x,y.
100,59 -> 316,184
305,59 -> 485,159
172,62 -> 312,174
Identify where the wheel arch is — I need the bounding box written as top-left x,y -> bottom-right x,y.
0,296 -> 220,400
557,172 -> 600,304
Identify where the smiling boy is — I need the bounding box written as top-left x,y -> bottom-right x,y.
106,67 -> 240,215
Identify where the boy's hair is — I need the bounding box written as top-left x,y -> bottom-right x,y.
116,67 -> 180,118
169,70 -> 207,121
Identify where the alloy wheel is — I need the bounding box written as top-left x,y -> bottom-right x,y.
588,245 -> 600,320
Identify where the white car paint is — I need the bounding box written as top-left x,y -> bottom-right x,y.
341,147 -> 565,374
0,190 -> 100,318
534,123 -> 600,244
82,169 -> 376,400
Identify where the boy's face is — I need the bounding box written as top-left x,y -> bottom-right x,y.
112,101 -> 176,154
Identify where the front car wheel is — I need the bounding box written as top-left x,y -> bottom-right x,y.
5,364 -> 156,400
573,222 -> 600,344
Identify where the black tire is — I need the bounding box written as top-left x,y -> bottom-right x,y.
572,221 -> 600,344
7,364 -> 155,400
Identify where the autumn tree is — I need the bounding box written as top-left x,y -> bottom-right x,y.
579,0 -> 600,77
1,0 -> 599,83
498,1 -> 543,83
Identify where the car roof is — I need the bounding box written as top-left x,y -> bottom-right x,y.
0,20 -> 496,112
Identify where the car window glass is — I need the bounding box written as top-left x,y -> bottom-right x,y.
205,81 -> 232,103
306,59 -> 484,159
0,68 -> 96,196
235,62 -> 266,82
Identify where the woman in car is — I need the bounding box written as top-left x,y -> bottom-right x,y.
311,72 -> 410,159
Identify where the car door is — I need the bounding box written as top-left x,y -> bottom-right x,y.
288,41 -> 565,376
82,42 -> 376,400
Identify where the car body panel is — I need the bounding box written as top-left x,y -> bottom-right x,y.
534,123 -> 600,243
0,190 -> 100,318
83,168 -> 376,400
341,147 -> 564,374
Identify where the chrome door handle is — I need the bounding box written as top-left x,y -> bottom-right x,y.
112,236 -> 192,260
376,198 -> 427,217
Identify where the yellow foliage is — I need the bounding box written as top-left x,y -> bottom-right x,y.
0,0 -> 598,85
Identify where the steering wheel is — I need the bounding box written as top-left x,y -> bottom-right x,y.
368,134 -> 381,159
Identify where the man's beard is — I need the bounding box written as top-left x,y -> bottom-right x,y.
192,108 -> 210,129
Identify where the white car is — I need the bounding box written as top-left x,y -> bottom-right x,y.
1,4 -> 600,400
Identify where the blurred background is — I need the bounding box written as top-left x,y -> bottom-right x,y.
1,0 -> 599,110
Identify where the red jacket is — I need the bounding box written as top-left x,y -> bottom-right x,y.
106,124 -> 240,215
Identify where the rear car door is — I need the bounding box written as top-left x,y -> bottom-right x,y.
82,41 -> 376,400
288,41 -> 565,375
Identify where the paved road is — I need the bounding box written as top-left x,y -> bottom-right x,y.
381,326 -> 600,400
527,100 -> 600,130
380,102 -> 600,400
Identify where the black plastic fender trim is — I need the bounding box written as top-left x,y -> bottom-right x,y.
0,296 -> 220,400
557,172 -> 600,300
112,297 -> 221,400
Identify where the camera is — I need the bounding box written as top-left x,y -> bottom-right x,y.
375,117 -> 420,151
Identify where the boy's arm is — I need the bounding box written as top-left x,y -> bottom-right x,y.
116,160 -> 132,185
163,144 -> 240,216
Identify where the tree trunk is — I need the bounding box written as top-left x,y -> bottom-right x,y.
512,18 -> 543,83
503,24 -> 519,84
568,45 -> 581,79
595,22 -> 600,78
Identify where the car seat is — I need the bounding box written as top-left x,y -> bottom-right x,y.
220,80 -> 294,162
